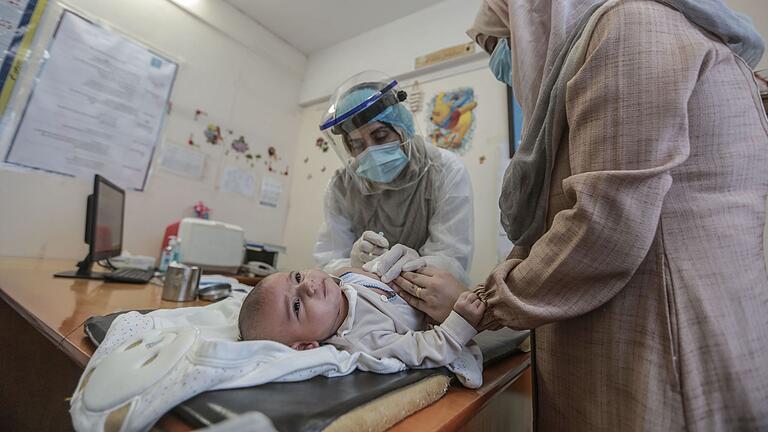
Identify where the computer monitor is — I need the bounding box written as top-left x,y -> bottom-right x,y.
55,174 -> 125,280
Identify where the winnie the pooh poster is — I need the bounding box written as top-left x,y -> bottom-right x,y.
426,87 -> 477,154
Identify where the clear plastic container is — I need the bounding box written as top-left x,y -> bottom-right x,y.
158,235 -> 177,272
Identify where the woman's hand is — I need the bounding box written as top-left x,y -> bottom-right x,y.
390,267 -> 468,323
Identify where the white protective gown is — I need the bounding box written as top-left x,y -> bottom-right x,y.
314,147 -> 474,285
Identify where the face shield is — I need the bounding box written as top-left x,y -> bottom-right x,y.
320,71 -> 420,185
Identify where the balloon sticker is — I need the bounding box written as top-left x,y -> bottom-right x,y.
315,137 -> 329,153
193,201 -> 210,219
231,136 -> 249,154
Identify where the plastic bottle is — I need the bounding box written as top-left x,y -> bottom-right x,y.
158,236 -> 177,272
171,238 -> 181,264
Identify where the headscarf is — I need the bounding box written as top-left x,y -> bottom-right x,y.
467,0 -> 765,246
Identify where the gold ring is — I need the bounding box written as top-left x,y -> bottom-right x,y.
415,286 -> 422,299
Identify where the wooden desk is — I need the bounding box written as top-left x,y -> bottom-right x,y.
0,257 -> 531,431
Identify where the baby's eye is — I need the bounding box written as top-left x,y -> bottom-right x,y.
292,298 -> 301,316
294,272 -> 302,283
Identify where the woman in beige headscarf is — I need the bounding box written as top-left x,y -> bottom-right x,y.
391,0 -> 768,429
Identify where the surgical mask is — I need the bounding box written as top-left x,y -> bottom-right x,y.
489,38 -> 513,87
355,141 -> 408,183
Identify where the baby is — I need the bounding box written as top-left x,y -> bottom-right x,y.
238,267 -> 485,385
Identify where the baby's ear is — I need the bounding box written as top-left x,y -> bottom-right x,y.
291,341 -> 320,351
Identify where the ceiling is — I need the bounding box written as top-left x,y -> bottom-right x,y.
224,0 -> 445,55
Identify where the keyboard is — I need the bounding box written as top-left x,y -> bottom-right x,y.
104,268 -> 155,284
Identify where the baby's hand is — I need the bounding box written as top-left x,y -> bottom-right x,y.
453,291 -> 485,330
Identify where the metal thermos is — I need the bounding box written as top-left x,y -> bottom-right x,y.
162,263 -> 200,302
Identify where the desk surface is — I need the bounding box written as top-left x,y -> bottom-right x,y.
0,257 -> 530,431
0,257 -> 208,366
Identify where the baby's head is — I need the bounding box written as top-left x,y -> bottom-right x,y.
238,269 -> 348,350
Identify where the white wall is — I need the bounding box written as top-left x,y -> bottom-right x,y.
0,0 -> 306,260
728,0 -> 768,71
280,102 -> 340,272
167,0 -> 305,78
299,0 -> 483,105
301,0 -> 768,106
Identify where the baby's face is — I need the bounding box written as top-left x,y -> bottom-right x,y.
255,269 -> 347,347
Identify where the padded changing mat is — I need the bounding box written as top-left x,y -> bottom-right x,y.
84,311 -> 529,431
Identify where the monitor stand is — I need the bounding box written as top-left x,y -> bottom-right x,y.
54,253 -> 107,280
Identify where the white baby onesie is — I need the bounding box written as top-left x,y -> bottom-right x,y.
330,272 -> 483,388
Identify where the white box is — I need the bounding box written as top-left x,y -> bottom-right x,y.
177,218 -> 244,273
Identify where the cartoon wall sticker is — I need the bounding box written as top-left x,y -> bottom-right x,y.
268,146 -> 281,161
231,136 -> 249,154
426,87 -> 477,154
315,137 -> 329,153
204,124 -> 222,145
194,109 -> 207,121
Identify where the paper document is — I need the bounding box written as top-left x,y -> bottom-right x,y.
219,165 -> 256,198
4,11 -> 177,190
258,176 -> 282,208
158,143 -> 205,179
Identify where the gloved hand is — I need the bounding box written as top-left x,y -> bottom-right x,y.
362,244 -> 425,283
350,231 -> 390,268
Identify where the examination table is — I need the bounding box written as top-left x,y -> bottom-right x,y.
85,311 -> 529,431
